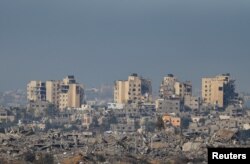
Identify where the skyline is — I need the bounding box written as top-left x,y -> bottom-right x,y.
1,0 -> 250,92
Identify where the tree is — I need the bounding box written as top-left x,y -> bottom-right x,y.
181,117 -> 191,129
45,104 -> 58,116
24,151 -> 35,163
91,116 -> 99,127
199,118 -> 206,126
35,153 -> 54,164
145,121 -> 156,132
156,116 -> 165,131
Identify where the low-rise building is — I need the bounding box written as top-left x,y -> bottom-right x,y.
155,98 -> 180,113
0,108 -> 15,123
184,95 -> 200,111
110,123 -> 135,132
107,103 -> 124,109
162,114 -> 181,128
82,113 -> 93,129
225,105 -> 244,117
27,100 -> 49,111
243,123 -> 250,130
219,115 -> 230,120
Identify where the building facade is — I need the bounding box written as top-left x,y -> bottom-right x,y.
202,73 -> 236,108
46,80 -> 61,108
162,114 -> 181,127
174,81 -> 192,98
184,95 -> 200,111
155,98 -> 181,113
27,81 -> 46,101
159,74 -> 177,99
114,73 -> 152,104
114,80 -> 129,104
0,108 -> 15,123
27,76 -> 84,110
159,74 -> 192,99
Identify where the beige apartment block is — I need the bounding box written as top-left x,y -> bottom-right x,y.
184,95 -> 200,111
46,80 -> 61,108
28,76 -> 84,110
59,83 -> 83,109
202,73 -> 233,108
114,73 -> 152,104
56,76 -> 83,110
159,74 -> 177,98
114,80 -> 129,104
27,81 -> 46,101
174,81 -> 192,98
155,98 -> 180,113
159,74 -> 192,99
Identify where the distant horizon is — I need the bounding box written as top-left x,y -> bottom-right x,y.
1,0 -> 250,93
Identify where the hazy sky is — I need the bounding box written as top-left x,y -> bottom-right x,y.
0,0 -> 250,93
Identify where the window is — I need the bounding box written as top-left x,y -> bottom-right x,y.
219,87 -> 223,91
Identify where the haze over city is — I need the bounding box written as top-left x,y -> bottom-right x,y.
0,0 -> 250,93
1,1 -> 250,164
